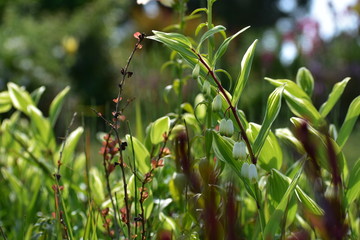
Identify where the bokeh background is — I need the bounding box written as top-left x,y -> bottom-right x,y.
1,0 -> 359,158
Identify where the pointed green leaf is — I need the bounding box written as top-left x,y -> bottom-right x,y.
49,86 -> 71,127
189,7 -> 208,16
89,167 -> 105,205
30,86 -> 46,105
346,158 -> 360,204
195,22 -> 207,36
211,131 -> 256,199
275,128 -> 305,153
232,40 -> 258,106
296,67 -> 314,97
266,78 -> 323,126
150,116 -> 170,145
264,159 -> 304,238
125,135 -> 150,174
7,82 -> 35,115
253,85 -> 284,155
197,25 -> 226,51
0,91 -> 12,113
336,96 -> 360,149
319,77 -> 351,117
59,127 -> 84,165
246,123 -> 282,171
28,105 -> 54,146
296,186 -> 324,215
213,26 -> 250,66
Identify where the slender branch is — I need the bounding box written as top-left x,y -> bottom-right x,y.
0,226 -> 7,240
138,119 -> 178,240
192,49 -> 257,164
101,131 -> 121,237
54,112 -> 77,240
92,108 -> 131,238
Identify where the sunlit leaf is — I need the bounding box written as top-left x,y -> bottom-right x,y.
296,67 -> 314,97
28,105 -> 54,147
197,25 -> 226,51
212,26 -> 250,66
30,86 -> 46,105
337,96 -> 360,149
150,116 -> 170,145
264,159 -> 304,238
125,135 -> 150,174
49,86 -> 71,127
232,39 -> 257,106
7,82 -> 35,115
246,123 -> 282,171
266,78 -> 323,126
346,158 -> 360,204
319,77 -> 351,117
0,91 -> 12,113
59,127 -> 84,165
253,85 -> 284,156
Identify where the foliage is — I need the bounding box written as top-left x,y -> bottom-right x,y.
1,0 -> 360,239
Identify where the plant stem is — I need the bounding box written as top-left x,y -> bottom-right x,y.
207,0 -> 214,60
102,132 -> 121,237
192,49 -> 257,164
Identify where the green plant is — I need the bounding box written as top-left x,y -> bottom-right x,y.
1,0 -> 360,239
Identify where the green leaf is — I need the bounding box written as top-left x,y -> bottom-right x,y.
59,127 -> 84,165
346,158 -> 360,204
266,78 -> 323,126
181,102 -> 194,114
148,32 -> 197,60
124,135 -> 150,174
195,22 -> 207,36
211,131 -> 256,199
319,77 -> 351,117
150,116 -> 170,145
28,105 -> 54,146
197,25 -> 226,51
264,159 -> 304,238
0,91 -> 12,113
232,39 -> 258,106
336,96 -> 360,149
296,67 -> 314,97
30,86 -> 46,105
267,169 -> 298,226
7,82 -> 35,115
49,86 -> 71,127
89,167 -> 105,205
212,26 -> 250,66
295,186 -> 324,215
246,123 -> 282,171
275,128 -> 305,153
253,85 -> 284,155
214,69 -> 233,89
190,7 -> 208,16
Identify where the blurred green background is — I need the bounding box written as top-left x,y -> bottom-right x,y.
0,0 -> 359,159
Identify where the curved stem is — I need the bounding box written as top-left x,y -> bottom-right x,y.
192,49 -> 257,165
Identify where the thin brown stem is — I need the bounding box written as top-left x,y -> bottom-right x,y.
138,119 -> 178,240
92,108 -> 131,238
102,132 -> 121,237
192,49 -> 257,164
